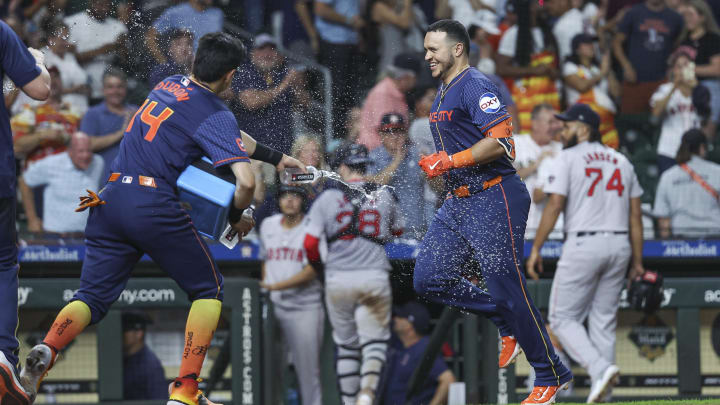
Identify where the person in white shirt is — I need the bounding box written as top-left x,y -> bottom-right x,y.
546,0 -> 587,61
654,129 -> 720,238
259,185 -> 324,405
19,132 -> 103,234
64,0 -> 127,101
43,21 -> 89,114
513,103 -> 564,239
650,46 -> 703,173
527,103 -> 645,404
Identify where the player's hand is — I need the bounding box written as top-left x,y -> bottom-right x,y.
231,211 -> 255,238
418,151 -> 453,178
525,247 -> 543,280
276,154 -> 306,173
627,262 -> 645,288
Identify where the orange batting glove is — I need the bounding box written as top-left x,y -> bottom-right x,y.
419,151 -> 453,178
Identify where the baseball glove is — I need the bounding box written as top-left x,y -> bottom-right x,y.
628,270 -> 664,314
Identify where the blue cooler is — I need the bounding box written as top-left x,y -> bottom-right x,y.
177,157 -> 235,240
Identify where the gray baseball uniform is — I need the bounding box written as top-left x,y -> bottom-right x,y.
305,184 -> 403,404
259,214 -> 324,405
543,141 -> 642,384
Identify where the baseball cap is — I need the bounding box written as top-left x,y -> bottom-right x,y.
122,311 -> 151,331
680,128 -> 707,149
332,143 -> 371,168
392,53 -> 422,75
468,10 -> 500,36
555,103 -> 600,131
379,113 -> 407,133
167,28 -> 194,42
669,45 -> 697,65
253,33 -> 277,49
393,301 -> 431,334
571,33 -> 597,53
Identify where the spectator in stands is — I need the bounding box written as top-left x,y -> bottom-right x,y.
496,0 -> 561,133
12,66 -> 79,167
679,0 -> 720,138
148,29 -> 194,87
345,106 -> 363,144
121,311 -> 167,400
314,0 -> 364,138
381,301 -> 455,405
513,103 -> 564,239
44,21 -> 89,114
408,87 -> 440,227
281,0 -> 320,56
358,53 -> 420,151
654,129 -> 720,237
650,47 -> 703,173
368,113 -> 425,237
19,132 -> 103,234
612,0 -> 683,114
233,34 -> 311,155
28,0 -> 67,32
146,0 -> 223,62
64,0 -> 128,103
563,33 -> 621,149
547,0 -> 586,62
80,68 -> 137,179
372,0 -> 426,73
468,11 -> 501,75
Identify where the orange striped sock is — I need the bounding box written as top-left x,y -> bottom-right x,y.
43,300 -> 91,352
177,299 -> 221,379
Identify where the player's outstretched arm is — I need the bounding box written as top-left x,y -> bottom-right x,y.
527,193 -> 566,280
240,130 -> 306,171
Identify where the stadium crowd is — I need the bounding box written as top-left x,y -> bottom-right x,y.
4,0 -> 720,239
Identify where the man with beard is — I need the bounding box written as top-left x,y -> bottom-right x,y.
148,29 -> 195,88
526,103 -> 645,403
412,19 -> 573,405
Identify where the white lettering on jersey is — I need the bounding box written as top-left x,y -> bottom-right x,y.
544,142 -> 643,232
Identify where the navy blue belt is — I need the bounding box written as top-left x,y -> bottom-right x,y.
576,231 -> 628,237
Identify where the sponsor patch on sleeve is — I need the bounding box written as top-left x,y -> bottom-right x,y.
479,92 -> 502,113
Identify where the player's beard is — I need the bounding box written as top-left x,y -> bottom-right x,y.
432,51 -> 455,80
564,134 -> 578,149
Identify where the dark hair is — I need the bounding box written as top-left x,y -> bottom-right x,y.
427,19 -> 471,56
192,32 -> 247,83
589,127 -> 603,143
676,129 -> 707,164
345,162 -> 368,174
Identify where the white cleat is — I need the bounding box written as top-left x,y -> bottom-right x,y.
586,364 -> 620,403
18,344 -> 56,401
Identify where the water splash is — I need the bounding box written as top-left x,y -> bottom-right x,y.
318,169 -> 396,204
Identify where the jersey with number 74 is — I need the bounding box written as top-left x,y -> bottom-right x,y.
543,141 -> 643,233
113,74 -> 250,184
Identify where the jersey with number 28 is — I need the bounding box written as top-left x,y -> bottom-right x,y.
305,185 -> 403,273
543,141 -> 643,233
114,75 -> 249,184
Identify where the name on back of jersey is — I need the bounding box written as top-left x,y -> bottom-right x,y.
583,150 -> 618,165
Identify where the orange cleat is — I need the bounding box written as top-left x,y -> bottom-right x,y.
0,352 -> 31,405
521,381 -> 571,405
168,377 -> 222,405
499,335 -> 522,368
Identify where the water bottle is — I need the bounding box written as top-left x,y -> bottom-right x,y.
280,166 -> 323,184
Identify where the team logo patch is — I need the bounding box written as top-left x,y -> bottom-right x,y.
479,92 -> 501,113
122,176 -> 133,184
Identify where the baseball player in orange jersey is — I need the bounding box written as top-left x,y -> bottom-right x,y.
412,20 -> 572,405
526,103 -> 646,403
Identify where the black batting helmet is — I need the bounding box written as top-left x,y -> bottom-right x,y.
277,185 -> 309,212
628,271 -> 664,314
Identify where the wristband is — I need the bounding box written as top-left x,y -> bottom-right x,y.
229,204 -> 255,223
252,143 -> 283,166
451,149 -> 475,168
